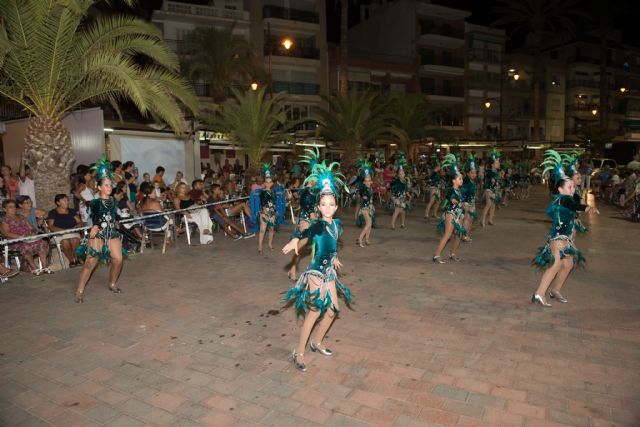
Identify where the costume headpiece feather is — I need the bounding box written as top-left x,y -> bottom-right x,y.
395,151 -> 408,172
299,147 -> 321,175
561,150 -> 583,178
90,155 -> 113,181
261,163 -> 274,179
441,153 -> 460,178
303,160 -> 347,199
463,154 -> 477,172
541,149 -> 567,188
431,155 -> 440,168
357,158 -> 374,179
488,148 -> 501,164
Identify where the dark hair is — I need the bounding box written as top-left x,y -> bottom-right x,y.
156,166 -> 165,173
192,179 -> 204,188
15,195 -> 32,207
54,194 -> 68,205
211,183 -> 221,190
97,176 -> 112,187
76,164 -> 88,174
140,182 -> 154,198
550,177 -> 570,194
123,161 -> 134,169
111,160 -> 122,170
2,199 -> 16,208
113,187 -> 124,197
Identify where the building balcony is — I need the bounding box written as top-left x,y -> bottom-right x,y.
273,81 -> 320,95
263,5 -> 319,24
418,33 -> 464,49
419,63 -> 464,76
467,49 -> 501,64
264,45 -> 320,60
161,1 -> 249,21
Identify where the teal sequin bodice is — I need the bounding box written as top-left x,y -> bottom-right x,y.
461,177 -> 476,203
546,194 -> 586,239
391,178 -> 408,197
259,189 -> 275,209
300,219 -> 341,274
485,169 -> 500,191
443,188 -> 463,214
359,185 -> 373,208
89,197 -> 120,240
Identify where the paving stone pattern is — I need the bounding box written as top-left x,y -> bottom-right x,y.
1,187 -> 639,426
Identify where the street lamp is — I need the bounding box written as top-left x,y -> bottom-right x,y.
250,82 -> 258,91
591,108 -> 598,116
513,73 -> 520,81
282,38 -> 293,50
620,87 -> 627,93
484,100 -> 492,109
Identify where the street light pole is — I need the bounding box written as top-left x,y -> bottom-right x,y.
268,22 -> 272,99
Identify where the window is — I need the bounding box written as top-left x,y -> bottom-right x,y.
442,80 -> 452,96
420,20 -> 434,35
442,51 -> 452,66
420,78 -> 435,94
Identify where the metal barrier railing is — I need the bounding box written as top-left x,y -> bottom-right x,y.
1,196 -> 250,257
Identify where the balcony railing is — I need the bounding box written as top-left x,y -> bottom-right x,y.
423,88 -> 464,97
420,24 -> 464,39
567,79 -> 599,88
263,5 -> 319,23
468,49 -> 501,63
273,81 -> 320,95
264,45 -> 320,60
421,57 -> 464,68
165,1 -> 249,21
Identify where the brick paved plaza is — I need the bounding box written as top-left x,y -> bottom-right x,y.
1,187 -> 639,427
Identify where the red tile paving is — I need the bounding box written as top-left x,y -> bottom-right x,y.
1,187 -> 639,426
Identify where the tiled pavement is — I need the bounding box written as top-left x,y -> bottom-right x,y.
1,186 -> 639,427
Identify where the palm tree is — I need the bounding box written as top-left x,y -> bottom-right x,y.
0,0 -> 197,208
387,93 -> 431,152
492,0 -> 587,142
180,26 -> 264,102
214,87 -> 290,173
332,0 -> 358,95
316,91 -> 392,166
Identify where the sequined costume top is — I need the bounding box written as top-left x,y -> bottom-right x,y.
461,177 -> 477,204
484,168 -> 500,191
300,219 -> 342,273
358,184 -> 373,208
443,188 -> 463,214
259,189 -> 275,213
89,197 -> 120,240
298,187 -> 317,221
546,194 -> 587,240
428,171 -> 441,187
390,177 -> 408,198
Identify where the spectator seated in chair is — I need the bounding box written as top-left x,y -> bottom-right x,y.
173,182 -> 213,245
46,194 -> 83,267
0,199 -> 52,275
208,185 -> 254,240
16,195 -> 46,233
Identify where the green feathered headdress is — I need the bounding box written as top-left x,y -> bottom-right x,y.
303,160 -> 348,199
395,151 -> 408,172
357,158 -> 374,179
463,154 -> 477,172
261,163 -> 274,180
562,150 -> 583,178
299,147 -> 321,175
441,153 -> 460,178
541,149 -> 567,188
90,155 -> 113,181
431,155 -> 440,168
488,148 -> 501,164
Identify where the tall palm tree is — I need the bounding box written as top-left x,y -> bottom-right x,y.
492,0 -> 587,143
316,91 -> 391,166
181,26 -> 264,102
0,0 -> 197,208
387,93 -> 431,152
214,87 -> 290,173
332,0 -> 358,95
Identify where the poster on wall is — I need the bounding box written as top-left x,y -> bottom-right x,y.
120,137 -> 185,184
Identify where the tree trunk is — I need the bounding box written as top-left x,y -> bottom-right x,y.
23,116 -> 75,210
598,23 -> 608,156
339,0 -> 349,95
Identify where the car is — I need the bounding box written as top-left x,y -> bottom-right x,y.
591,158 -> 617,177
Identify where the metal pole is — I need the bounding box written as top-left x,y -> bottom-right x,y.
268,22 -> 273,99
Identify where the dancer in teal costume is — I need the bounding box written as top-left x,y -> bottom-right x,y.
282,160 -> 352,372
433,154 -> 466,264
531,150 -> 599,307
390,152 -> 411,229
356,158 -> 375,247
288,149 -> 319,281
481,148 -> 501,227
564,151 -> 588,236
424,156 -> 441,219
461,155 -> 478,242
74,156 -> 125,303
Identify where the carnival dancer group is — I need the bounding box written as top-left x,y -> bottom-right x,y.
71,146 -> 599,372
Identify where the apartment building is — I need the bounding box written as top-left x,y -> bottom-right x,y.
151,0 -> 329,165
546,31 -> 640,158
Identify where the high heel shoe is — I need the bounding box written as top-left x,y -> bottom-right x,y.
287,271 -> 297,282
549,291 -> 568,303
365,240 -> 370,246
357,239 -> 365,248
75,291 -> 84,303
310,341 -> 333,357
291,349 -> 307,372
108,284 -> 122,294
432,256 -> 445,264
531,293 -> 551,307
449,254 -> 461,262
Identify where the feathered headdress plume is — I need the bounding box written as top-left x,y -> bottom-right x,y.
431,154 -> 440,168
303,160 -> 348,199
441,153 -> 460,178
541,149 -> 567,188
395,151 -> 408,172
463,154 -> 477,172
562,150 -> 583,178
357,158 -> 374,179
299,147 -> 321,175
90,155 -> 113,181
261,163 -> 274,179
488,148 -> 501,164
